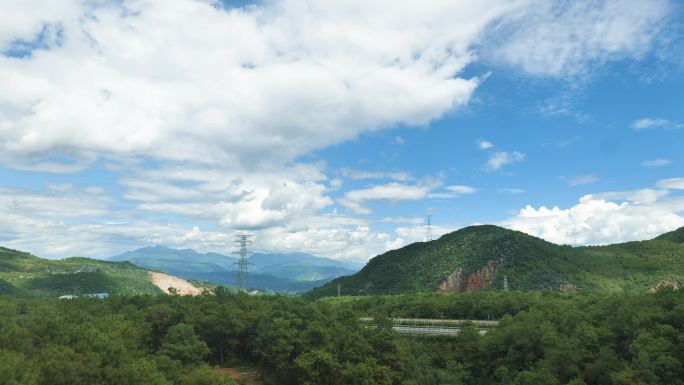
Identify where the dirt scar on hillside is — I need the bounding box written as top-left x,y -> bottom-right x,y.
148,272 -> 203,296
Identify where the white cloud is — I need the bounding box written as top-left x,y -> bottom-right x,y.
484,151 -> 525,171
563,173 -> 599,187
476,139 -> 494,150
593,188 -> 669,204
329,178 -> 343,189
395,223 -> 458,243
393,136 -> 405,145
428,185 -> 477,199
446,185 -> 477,194
488,0 -> 672,77
0,1 -> 82,51
122,164 -> 334,230
499,188 -> 525,194
0,0 -> 676,261
0,1 -> 671,170
340,182 -> 434,214
504,194 -> 684,246
504,179 -> 684,245
0,183 -> 397,261
338,168 -> 412,181
632,118 -> 682,131
380,216 -> 425,225
384,237 -> 406,252
658,178 -> 684,190
642,159 -> 672,168
0,0 -> 527,171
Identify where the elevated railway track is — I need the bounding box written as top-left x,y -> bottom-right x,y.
360,317 -> 499,337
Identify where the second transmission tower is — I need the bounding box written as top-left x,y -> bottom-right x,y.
232,234 -> 253,291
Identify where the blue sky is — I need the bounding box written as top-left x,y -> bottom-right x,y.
0,0 -> 683,260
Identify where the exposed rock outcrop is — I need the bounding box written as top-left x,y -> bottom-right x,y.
438,268 -> 463,293
438,257 -> 502,293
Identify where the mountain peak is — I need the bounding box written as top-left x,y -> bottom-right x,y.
307,223 -> 684,299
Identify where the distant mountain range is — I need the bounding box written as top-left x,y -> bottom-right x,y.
108,246 -> 362,293
306,225 -> 684,299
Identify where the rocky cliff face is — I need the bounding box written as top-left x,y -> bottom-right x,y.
438,268 -> 463,293
437,257 -> 502,293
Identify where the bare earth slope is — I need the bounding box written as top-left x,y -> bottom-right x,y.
148,271 -> 203,296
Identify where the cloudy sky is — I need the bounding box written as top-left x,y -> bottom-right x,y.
1,0 -> 683,261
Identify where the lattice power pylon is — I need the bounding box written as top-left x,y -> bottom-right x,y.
232,234 -> 253,291
426,215 -> 433,241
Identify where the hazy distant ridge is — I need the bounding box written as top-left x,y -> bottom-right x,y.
108,246 -> 361,293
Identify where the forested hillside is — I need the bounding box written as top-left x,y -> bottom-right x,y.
655,226 -> 684,243
307,225 -> 684,299
1,289 -> 682,385
0,247 -> 161,298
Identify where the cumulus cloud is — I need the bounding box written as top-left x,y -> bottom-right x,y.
593,188 -> 669,204
504,195 -> 684,245
120,164 -> 333,230
0,183 -> 397,261
642,158 -> 672,168
0,1 -> 82,51
0,0 -> 529,171
484,151 -> 525,171
504,179 -> 684,245
0,0 -> 672,170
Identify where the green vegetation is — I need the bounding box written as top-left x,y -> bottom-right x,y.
655,226 -> 684,243
2,227 -> 683,384
307,225 -> 684,299
0,246 -> 161,298
0,289 -> 682,384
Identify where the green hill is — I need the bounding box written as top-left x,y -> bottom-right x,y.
306,225 -> 684,299
0,247 -> 162,298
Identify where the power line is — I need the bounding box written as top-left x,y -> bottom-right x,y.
232,234 -> 253,292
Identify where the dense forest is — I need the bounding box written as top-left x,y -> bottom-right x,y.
308,225 -> 684,299
1,288 -> 682,385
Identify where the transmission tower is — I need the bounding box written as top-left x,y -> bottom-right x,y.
503,276 -> 509,292
426,215 -> 433,241
232,234 -> 253,291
